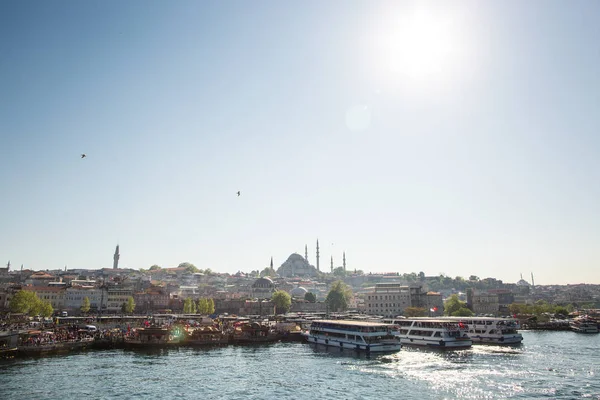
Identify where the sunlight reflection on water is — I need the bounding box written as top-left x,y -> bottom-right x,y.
1,332 -> 599,400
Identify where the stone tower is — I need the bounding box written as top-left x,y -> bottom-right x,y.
113,245 -> 120,269
316,239 -> 320,272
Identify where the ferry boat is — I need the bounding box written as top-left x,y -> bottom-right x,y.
440,317 -> 523,344
185,326 -> 228,346
304,319 -> 402,353
124,326 -> 184,348
384,318 -> 472,348
570,317 -> 599,334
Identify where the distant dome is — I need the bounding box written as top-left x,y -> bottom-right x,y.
252,277 -> 274,289
516,279 -> 530,287
291,286 -> 308,298
277,253 -> 318,278
252,277 -> 275,299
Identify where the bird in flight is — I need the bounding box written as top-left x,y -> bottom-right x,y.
237,191 -> 241,196
81,154 -> 86,159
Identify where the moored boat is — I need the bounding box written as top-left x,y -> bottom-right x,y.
440,317 -> 523,344
570,317 -> 599,334
231,321 -> 280,344
384,318 -> 472,348
124,326 -> 182,347
184,326 -> 228,346
304,319 -> 402,353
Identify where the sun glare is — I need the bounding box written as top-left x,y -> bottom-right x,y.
372,8 -> 460,83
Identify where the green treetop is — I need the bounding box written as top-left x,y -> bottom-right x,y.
326,280 -> 352,312
271,290 -> 292,314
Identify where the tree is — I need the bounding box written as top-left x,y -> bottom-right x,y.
149,265 -> 161,271
304,292 -> 317,303
326,280 -> 352,312
183,298 -> 197,314
332,267 -> 346,277
197,298 -> 206,314
271,290 -> 291,314
81,297 -> 91,314
122,296 -> 135,314
444,294 -> 467,316
553,306 -> 569,317
207,298 -> 215,315
179,262 -> 199,273
9,290 -> 40,315
404,307 -> 427,317
533,300 -> 552,315
197,298 -> 208,314
40,301 -> 54,318
452,307 -> 474,317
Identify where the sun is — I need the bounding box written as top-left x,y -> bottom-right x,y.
372,8 -> 459,83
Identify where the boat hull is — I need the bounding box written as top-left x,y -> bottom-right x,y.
399,336 -> 472,348
305,335 -> 401,353
469,334 -> 523,344
571,326 -> 599,334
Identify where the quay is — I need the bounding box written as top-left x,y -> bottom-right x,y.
1,314 -> 306,358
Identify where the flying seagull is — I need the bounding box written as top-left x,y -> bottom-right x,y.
81,154 -> 86,159
237,191 -> 241,196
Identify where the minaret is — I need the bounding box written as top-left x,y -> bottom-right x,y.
113,245 -> 120,269
343,252 -> 346,272
6,260 -> 9,272
270,257 -> 273,269
531,272 -> 535,289
305,244 -> 308,263
330,256 -> 333,273
316,239 -> 320,272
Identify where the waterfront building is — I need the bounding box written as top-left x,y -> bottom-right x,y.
22,286 -> 66,311
133,287 -> 170,313
65,286 -> 106,313
471,292 -> 500,316
363,284 -> 442,317
289,300 -> 327,313
106,285 -> 134,314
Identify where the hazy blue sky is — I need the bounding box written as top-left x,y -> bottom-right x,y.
1,1 -> 599,284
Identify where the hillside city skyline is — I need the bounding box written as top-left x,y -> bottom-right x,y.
3,243 -> 593,286
2,2 -> 599,285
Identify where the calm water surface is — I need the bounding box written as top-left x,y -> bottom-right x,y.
1,331 -> 598,399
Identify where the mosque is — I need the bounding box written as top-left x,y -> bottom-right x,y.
275,239 -> 347,278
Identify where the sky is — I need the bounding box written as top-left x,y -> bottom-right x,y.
1,1 -> 599,284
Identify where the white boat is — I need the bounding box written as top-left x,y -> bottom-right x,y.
304,319 -> 402,353
570,318 -> 599,334
384,318 -> 472,348
440,317 -> 523,344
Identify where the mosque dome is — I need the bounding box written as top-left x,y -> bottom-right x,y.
516,279 -> 530,287
290,286 -> 309,298
277,253 -> 317,278
252,277 -> 274,289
